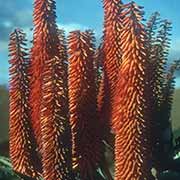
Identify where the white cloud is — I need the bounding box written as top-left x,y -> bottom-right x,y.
23,27 -> 33,41
168,38 -> 180,61
57,23 -> 90,35
171,38 -> 180,52
2,21 -> 13,28
0,41 -> 8,53
57,23 -> 102,42
175,76 -> 180,88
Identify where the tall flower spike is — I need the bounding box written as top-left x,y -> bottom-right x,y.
57,29 -> 69,103
68,30 -> 103,179
111,2 -> 154,179
96,43 -> 105,112
154,60 -> 180,171
153,20 -> 172,104
161,60 -> 180,122
29,0 -> 62,150
94,42 -> 104,90
149,20 -> 172,171
98,0 -> 123,142
40,56 -> 73,180
145,11 -> 161,112
9,29 -> 41,179
57,29 -> 68,77
146,12 -> 160,66
146,12 -> 160,47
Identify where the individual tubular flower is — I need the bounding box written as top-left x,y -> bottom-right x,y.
29,0 -> 62,149
68,30 -> 103,179
9,29 -> 41,179
97,0 -> 123,138
40,56 -> 73,180
111,2 -> 155,180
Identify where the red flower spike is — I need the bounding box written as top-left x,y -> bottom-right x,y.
98,0 -> 123,138
29,0 -> 62,150
111,2 -> 154,180
9,29 -> 41,179
68,30 -> 103,179
40,56 -> 73,180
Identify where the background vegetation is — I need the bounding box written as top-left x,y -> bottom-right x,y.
172,89 -> 180,137
0,85 -> 9,143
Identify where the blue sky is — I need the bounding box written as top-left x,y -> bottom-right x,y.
0,0 -> 180,86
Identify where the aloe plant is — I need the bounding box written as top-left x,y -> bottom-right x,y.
7,0 -> 180,180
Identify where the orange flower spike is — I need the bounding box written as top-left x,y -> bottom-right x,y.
112,2 -> 154,180
68,30 -> 103,179
9,29 -> 41,179
98,0 -> 123,137
29,0 -> 61,149
40,56 -> 73,180
102,0 -> 123,96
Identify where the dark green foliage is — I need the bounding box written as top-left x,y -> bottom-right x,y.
159,171 -> 180,180
0,156 -> 20,180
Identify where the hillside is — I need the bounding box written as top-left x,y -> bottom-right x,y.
172,89 -> 180,138
0,86 -> 8,143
